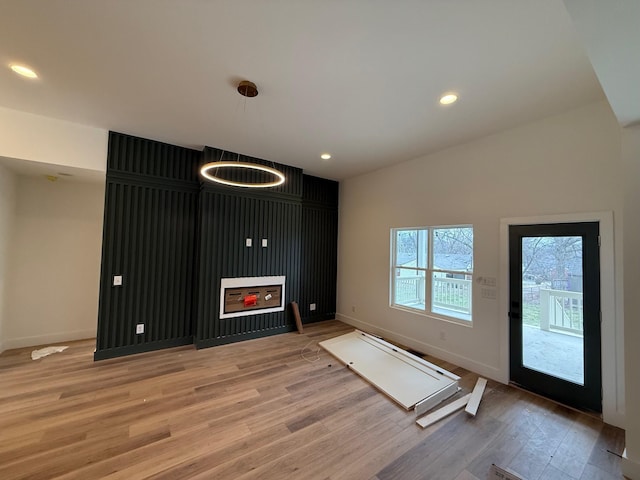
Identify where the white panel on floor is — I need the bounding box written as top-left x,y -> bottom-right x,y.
319,330 -> 459,410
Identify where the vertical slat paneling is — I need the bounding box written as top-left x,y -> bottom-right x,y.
302,173 -> 339,206
97,182 -> 198,356
95,133 -> 200,359
195,188 -> 302,348
197,145 -> 305,347
109,131 -> 199,182
300,175 -> 339,323
97,133 -> 337,358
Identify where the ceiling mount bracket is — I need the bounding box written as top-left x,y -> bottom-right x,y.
237,80 -> 258,98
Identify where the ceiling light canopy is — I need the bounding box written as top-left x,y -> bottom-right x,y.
237,80 -> 258,98
10,64 -> 38,78
320,153 -> 331,160
199,80 -> 286,188
439,93 -> 458,105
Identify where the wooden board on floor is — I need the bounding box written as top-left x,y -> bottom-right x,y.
415,383 -> 460,417
465,377 -> 487,416
319,330 -> 459,410
416,393 -> 471,428
488,463 -> 523,480
290,301 -> 303,334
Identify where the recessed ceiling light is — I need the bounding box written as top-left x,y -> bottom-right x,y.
439,93 -> 458,105
10,64 -> 38,79
320,153 -> 331,160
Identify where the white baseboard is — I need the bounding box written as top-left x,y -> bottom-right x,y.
336,314 -> 503,383
623,449 -> 640,479
623,449 -> 640,480
4,329 -> 96,350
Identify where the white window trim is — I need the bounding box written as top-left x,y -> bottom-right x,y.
390,225 -> 473,324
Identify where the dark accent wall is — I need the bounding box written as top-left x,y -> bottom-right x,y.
95,133 -> 200,360
196,189 -> 302,347
300,175 -> 339,323
196,147 -> 304,347
95,134 -> 338,360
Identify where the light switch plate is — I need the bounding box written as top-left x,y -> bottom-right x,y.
262,239 -> 268,247
113,275 -> 123,286
136,323 -> 144,334
246,238 -> 252,247
310,303 -> 316,311
483,277 -> 497,287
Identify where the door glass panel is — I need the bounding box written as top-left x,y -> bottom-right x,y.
521,236 -> 584,385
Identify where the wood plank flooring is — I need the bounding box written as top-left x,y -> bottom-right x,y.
0,320 -> 625,479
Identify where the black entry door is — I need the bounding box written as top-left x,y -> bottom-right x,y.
509,222 -> 601,412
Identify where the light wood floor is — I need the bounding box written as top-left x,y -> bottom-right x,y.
0,320 -> 624,480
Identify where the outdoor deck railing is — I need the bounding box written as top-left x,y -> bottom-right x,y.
539,288 -> 583,336
432,277 -> 472,314
395,279 -> 582,332
395,275 -> 471,315
395,276 -> 424,305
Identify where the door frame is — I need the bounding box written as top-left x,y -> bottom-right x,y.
499,212 -> 623,425
509,222 -> 601,412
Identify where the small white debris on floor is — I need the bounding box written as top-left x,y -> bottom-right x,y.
31,346 -> 68,360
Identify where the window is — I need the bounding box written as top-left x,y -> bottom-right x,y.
391,226 -> 473,322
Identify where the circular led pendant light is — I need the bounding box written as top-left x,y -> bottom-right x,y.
10,64 -> 38,78
200,161 -> 285,188
439,93 -> 458,105
200,80 -> 286,188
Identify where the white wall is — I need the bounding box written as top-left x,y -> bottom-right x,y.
0,164 -> 17,353
3,176 -> 105,349
0,106 -> 108,173
622,125 -> 640,478
337,101 -> 624,425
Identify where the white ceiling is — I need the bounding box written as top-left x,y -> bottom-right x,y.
0,155 -> 105,183
0,0 -> 606,180
562,0 -> 640,128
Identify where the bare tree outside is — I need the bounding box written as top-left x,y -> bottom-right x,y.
521,236 -> 583,327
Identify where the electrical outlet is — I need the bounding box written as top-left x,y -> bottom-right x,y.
262,238 -> 268,247
136,324 -> 144,334
245,238 -> 252,247
352,306 -> 356,313
482,288 -> 497,300
310,303 -> 316,311
113,275 -> 122,286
